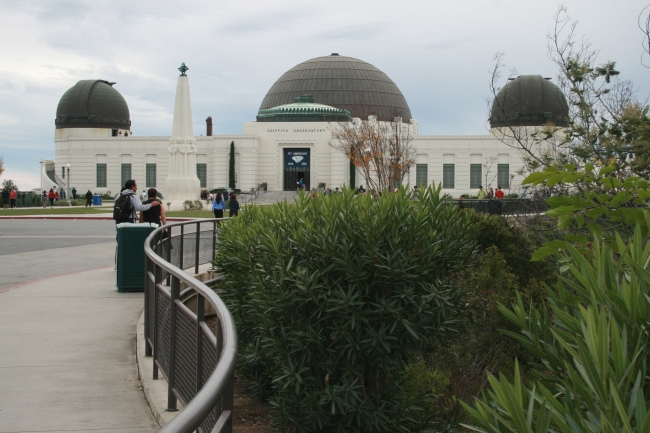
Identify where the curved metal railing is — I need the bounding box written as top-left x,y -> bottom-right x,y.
143,219 -> 237,433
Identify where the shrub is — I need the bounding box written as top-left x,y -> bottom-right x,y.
182,200 -> 203,211
463,226 -> 650,432
214,186 -> 474,432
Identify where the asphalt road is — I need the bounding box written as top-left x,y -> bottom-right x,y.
0,220 -> 117,290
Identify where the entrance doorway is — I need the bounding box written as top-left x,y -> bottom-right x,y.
283,148 -> 310,191
284,169 -> 310,191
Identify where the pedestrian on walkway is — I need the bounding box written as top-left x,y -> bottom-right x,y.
48,189 -> 55,208
42,191 -> 47,208
212,192 -> 226,219
229,193 -> 240,217
9,189 -> 17,209
2,187 -> 8,209
113,180 -> 159,224
140,188 -> 166,227
71,187 -> 77,200
85,190 -> 93,207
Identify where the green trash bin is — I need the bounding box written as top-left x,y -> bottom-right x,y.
116,222 -> 158,292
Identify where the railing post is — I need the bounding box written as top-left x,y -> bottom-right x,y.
196,294 -> 204,395
144,251 -> 152,357
153,231 -> 163,378
212,220 -> 217,265
165,227 -> 171,286
167,275 -> 180,411
195,222 -> 200,274
180,225 -> 185,270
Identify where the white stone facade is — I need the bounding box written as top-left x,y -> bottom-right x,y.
53,120 -> 524,198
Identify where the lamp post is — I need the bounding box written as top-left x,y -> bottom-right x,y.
66,164 -> 71,206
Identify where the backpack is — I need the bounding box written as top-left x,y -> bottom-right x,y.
113,192 -> 134,221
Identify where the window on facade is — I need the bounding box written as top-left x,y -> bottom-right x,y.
121,164 -> 132,189
96,164 -> 107,188
196,163 -> 207,188
443,164 -> 455,189
470,164 -> 482,189
416,164 -> 428,187
146,164 -> 156,188
61,167 -> 65,179
498,164 -> 510,189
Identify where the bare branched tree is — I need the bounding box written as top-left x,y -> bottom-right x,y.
0,156 -> 4,178
330,116 -> 415,192
483,156 -> 498,189
640,5 -> 650,67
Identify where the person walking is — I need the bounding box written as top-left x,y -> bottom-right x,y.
42,191 -> 48,208
477,186 -> 487,200
71,187 -> 77,200
229,193 -> 240,217
85,190 -> 93,207
9,189 -> 17,209
488,187 -> 494,199
113,180 -> 159,224
2,188 -> 9,209
139,188 -> 166,227
495,187 -> 505,199
48,189 -> 55,208
54,191 -> 60,204
212,192 -> 226,219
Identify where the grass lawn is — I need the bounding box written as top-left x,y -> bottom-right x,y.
166,210 -> 216,218
0,207 -> 111,216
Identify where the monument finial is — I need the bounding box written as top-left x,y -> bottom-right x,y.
178,62 -> 189,76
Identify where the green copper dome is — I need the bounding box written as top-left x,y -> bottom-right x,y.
256,95 -> 352,123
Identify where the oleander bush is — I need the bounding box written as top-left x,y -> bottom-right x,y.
214,186 -> 474,432
463,227 -> 650,432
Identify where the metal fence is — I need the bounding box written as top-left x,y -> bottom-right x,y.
144,219 -> 237,433
452,198 -> 549,216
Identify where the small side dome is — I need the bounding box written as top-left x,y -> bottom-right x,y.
489,75 -> 569,128
55,80 -> 131,130
256,95 -> 352,123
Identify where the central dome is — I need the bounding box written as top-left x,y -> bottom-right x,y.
259,54 -> 412,122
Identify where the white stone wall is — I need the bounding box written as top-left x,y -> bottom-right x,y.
54,121 -> 527,198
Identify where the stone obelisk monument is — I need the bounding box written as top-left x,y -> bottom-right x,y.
164,63 -> 201,208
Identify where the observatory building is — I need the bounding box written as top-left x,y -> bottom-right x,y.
47,54 -> 569,198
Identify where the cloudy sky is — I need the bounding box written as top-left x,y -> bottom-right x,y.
0,0 -> 648,190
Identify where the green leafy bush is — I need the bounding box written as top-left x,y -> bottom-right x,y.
463,226 -> 650,432
182,200 -> 203,210
214,186 -> 474,432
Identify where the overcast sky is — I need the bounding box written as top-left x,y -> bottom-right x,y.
0,0 -> 648,190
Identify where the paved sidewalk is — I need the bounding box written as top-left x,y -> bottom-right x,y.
0,266 -> 158,432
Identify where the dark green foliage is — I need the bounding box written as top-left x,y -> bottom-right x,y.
214,186 -> 474,432
467,212 -> 556,288
463,227 -> 650,432
229,141 -> 235,189
425,213 -> 554,427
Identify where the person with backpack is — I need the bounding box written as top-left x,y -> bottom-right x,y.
113,179 -> 160,224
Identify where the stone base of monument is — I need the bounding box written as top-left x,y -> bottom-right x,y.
164,177 -> 200,211
163,200 -> 204,212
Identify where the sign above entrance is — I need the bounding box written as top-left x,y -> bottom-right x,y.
285,149 -> 310,168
